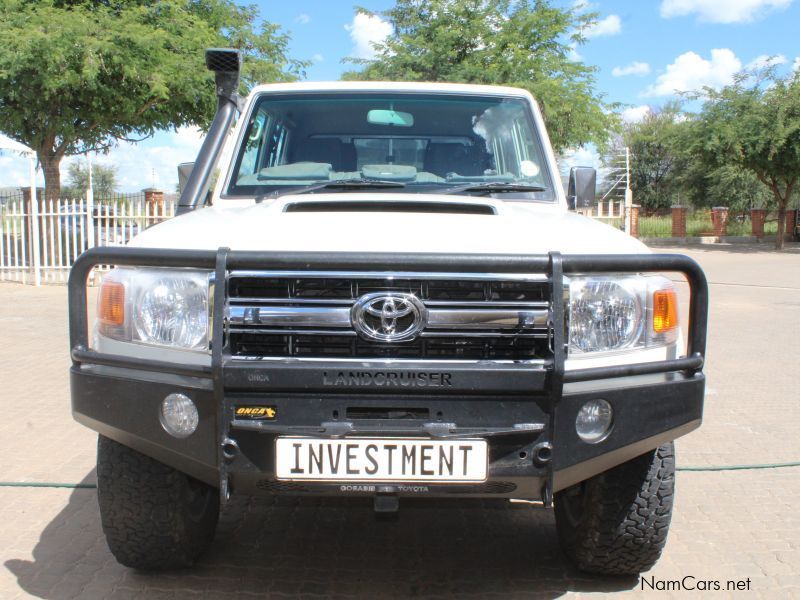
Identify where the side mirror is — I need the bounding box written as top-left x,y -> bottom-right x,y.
567,166 -> 596,210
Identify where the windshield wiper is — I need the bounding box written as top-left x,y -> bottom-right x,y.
259,179 -> 406,201
441,182 -> 546,196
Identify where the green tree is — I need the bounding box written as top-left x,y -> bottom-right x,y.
622,103 -> 684,212
62,161 -> 118,199
0,0 -> 308,200
692,70 -> 800,249
626,111 -> 772,214
342,0 -> 616,152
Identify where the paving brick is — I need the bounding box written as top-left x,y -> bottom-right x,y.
1,244 -> 800,598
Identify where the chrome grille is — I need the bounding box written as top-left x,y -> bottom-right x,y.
226,272 -> 551,361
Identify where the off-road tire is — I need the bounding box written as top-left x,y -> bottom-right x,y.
96,435 -> 219,570
554,442 -> 675,576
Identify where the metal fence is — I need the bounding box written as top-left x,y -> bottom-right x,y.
0,193 -> 175,285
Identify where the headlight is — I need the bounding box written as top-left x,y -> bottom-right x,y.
568,275 -> 679,356
96,268 -> 211,352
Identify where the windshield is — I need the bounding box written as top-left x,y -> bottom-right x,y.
225,92 -> 554,201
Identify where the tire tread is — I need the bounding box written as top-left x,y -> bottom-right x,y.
555,442 -> 675,575
96,435 -> 219,570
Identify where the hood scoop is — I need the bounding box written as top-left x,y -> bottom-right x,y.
283,200 -> 496,215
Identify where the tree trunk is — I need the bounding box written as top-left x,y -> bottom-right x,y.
39,152 -> 62,201
772,188 -> 787,250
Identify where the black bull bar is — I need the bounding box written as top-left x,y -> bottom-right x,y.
68,247 -> 708,502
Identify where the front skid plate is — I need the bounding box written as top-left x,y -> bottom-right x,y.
70,367 -> 704,499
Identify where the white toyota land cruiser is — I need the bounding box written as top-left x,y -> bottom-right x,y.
68,49 -> 708,575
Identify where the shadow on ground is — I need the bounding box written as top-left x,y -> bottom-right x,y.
5,470 -> 638,599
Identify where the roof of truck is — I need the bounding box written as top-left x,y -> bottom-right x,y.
247,80 -> 533,99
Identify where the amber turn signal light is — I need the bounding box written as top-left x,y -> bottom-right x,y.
98,281 -> 125,326
652,288 -> 678,333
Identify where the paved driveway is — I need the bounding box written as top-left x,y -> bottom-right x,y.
0,243 -> 798,598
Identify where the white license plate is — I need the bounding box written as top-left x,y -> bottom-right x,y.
275,437 -> 488,482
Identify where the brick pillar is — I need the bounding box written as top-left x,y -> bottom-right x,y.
144,188 -> 164,217
751,208 -> 766,238
785,209 -> 797,239
671,206 -> 687,238
630,205 -> 640,238
711,207 -> 729,237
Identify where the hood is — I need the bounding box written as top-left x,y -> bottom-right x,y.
131,194 -> 648,255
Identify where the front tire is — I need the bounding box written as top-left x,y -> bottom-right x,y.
96,435 -> 219,570
554,442 -> 675,575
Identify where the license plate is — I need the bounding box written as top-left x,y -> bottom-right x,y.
275,437 -> 488,482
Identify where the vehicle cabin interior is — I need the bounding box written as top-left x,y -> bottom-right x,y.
230,94 -> 549,191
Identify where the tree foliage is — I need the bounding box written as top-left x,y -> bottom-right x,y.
621,101 -> 776,217
691,70 -> 800,248
63,161 -> 118,199
342,0 -> 617,152
0,0 -> 308,199
620,103 -> 684,212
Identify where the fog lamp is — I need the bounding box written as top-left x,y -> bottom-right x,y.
160,393 -> 199,438
576,399 -> 613,443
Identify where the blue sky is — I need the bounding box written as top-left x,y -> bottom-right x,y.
2,0 -> 799,192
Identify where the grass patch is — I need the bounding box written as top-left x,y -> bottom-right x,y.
637,213 -> 779,238
638,215 -> 671,238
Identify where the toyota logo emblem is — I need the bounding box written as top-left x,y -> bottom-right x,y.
351,293 -> 427,342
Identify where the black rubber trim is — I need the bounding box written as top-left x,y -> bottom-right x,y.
72,347 -> 212,378
563,355 -> 704,383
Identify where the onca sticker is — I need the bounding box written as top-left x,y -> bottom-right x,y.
234,406 -> 277,420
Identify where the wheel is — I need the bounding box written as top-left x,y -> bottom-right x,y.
96,435 -> 219,570
554,442 -> 675,575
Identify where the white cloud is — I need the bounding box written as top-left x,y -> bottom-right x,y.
0,128 -> 206,194
63,128 -> 204,193
344,13 -> 392,59
561,146 -> 602,170
312,53 -> 324,63
558,145 -> 602,184
295,13 -> 311,25
622,105 -> 652,123
172,126 -> 203,149
642,48 -> 742,97
745,53 -> 787,70
568,45 -> 583,62
612,61 -> 651,77
584,14 -> 622,38
0,155 -> 33,188
660,0 -> 793,23
794,57 -> 800,71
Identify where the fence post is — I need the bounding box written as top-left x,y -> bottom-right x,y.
22,186 -> 42,286
29,157 -> 41,285
629,205 -> 640,238
711,207 -> 729,238
85,180 -> 95,250
624,189 -> 633,235
751,208 -> 766,238
671,206 -> 687,238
